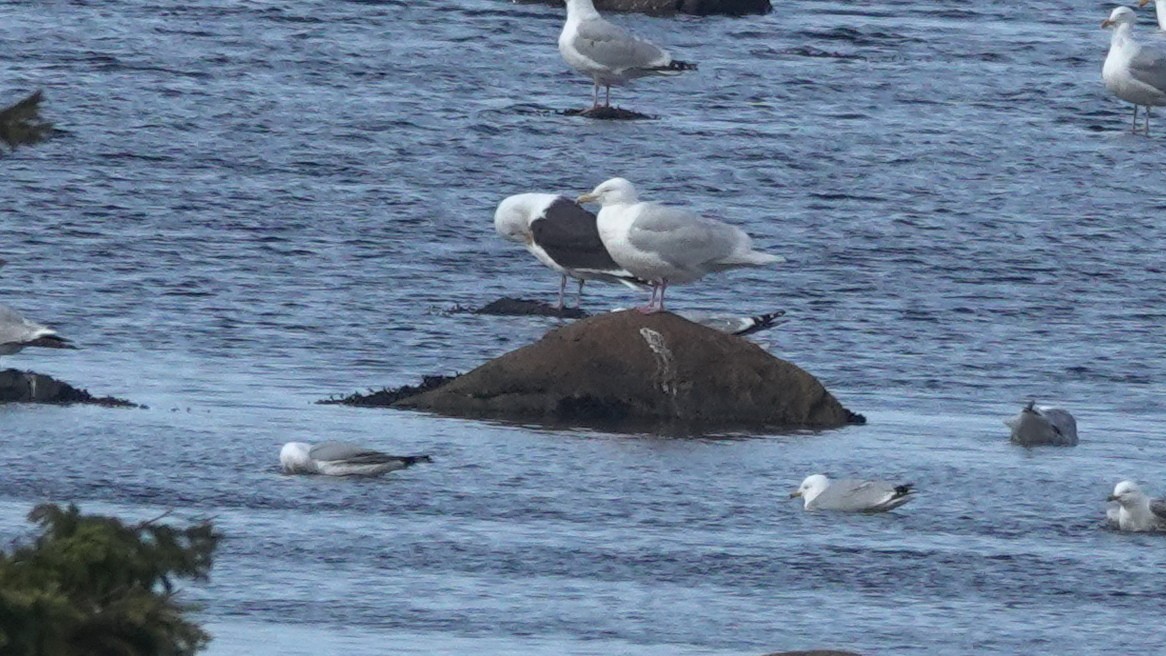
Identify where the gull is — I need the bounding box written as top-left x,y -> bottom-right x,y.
1102,6 -> 1166,135
494,193 -> 644,309
280,441 -> 433,476
0,304 -> 75,357
559,0 -> 696,109
1138,0 -> 1166,31
1106,481 -> 1166,531
1004,400 -> 1078,447
577,177 -> 784,312
790,474 -> 915,513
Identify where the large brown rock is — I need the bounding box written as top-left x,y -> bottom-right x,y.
515,0 -> 772,17
389,311 -> 860,432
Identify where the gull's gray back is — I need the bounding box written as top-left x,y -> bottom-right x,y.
1129,44 -> 1166,94
309,441 -> 382,462
627,203 -> 743,267
0,305 -> 43,351
810,479 -> 904,512
572,16 -> 669,72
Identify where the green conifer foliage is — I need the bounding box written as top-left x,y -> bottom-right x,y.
0,503 -> 221,656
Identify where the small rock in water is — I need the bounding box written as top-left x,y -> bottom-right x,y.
561,106 -> 654,121
464,298 -> 588,319
0,369 -> 140,407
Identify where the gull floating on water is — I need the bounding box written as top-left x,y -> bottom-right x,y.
280,441 -> 433,476
559,0 -> 696,109
790,474 -> 915,512
1102,6 -> 1166,135
494,193 -> 644,309
1004,400 -> 1078,447
577,177 -> 784,312
0,304 -> 75,357
1106,480 -> 1166,531
1138,0 -> 1166,31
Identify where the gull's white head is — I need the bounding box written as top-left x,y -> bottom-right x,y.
280,442 -> 315,474
1102,6 -> 1136,28
790,474 -> 831,505
577,177 -> 639,207
1108,480 -> 1147,506
493,194 -> 540,245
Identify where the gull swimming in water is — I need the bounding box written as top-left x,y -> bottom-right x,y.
1102,6 -> 1166,134
0,304 -> 75,357
1004,400 -> 1078,447
790,474 -> 915,513
280,441 -> 433,476
577,177 -> 784,312
1106,480 -> 1166,531
559,0 -> 696,109
494,193 -> 644,309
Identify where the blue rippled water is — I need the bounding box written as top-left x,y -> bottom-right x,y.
2,0 -> 1165,654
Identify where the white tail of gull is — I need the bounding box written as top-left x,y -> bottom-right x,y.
0,304 -> 75,357
790,474 -> 915,513
494,193 -> 645,309
1138,0 -> 1166,31
1107,481 -> 1166,531
1004,400 -> 1078,447
1102,6 -> 1166,135
578,177 -> 784,313
559,0 -> 696,109
280,441 -> 433,476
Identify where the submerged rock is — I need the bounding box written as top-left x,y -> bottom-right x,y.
515,0 -> 772,17
328,311 -> 861,433
0,369 -> 139,407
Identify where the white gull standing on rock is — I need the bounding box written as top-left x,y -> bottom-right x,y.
1004,400 -> 1078,447
577,177 -> 784,312
558,0 -> 696,109
790,474 -> 915,513
1102,6 -> 1166,134
280,441 -> 433,476
494,193 -> 644,309
0,304 -> 74,357
1107,481 -> 1166,531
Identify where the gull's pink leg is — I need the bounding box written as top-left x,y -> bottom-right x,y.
605,85 -> 611,108
592,83 -> 600,109
637,283 -> 659,314
658,280 -> 668,312
556,274 -> 567,310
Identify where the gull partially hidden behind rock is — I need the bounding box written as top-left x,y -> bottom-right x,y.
1106,480 -> 1166,531
559,0 -> 696,110
494,192 -> 645,309
0,304 -> 75,357
280,441 -> 433,476
1102,6 -> 1166,135
790,474 -> 915,512
1004,400 -> 1078,447
577,177 -> 784,312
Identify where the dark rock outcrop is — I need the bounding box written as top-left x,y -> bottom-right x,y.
516,0 -> 772,17
453,297 -> 586,319
0,90 -> 55,154
328,311 -> 861,433
561,106 -> 654,120
0,369 -> 139,407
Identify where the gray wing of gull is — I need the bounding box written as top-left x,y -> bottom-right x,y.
1152,498 -> 1166,522
626,204 -> 744,268
1128,45 -> 1166,93
572,16 -> 671,72
0,305 -> 46,344
812,479 -> 908,511
309,441 -> 398,464
675,310 -> 787,336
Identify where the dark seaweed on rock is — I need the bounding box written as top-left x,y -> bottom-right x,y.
0,369 -> 141,408
0,90 -> 55,153
318,374 -> 458,407
455,298 -> 588,319
561,106 -> 654,121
